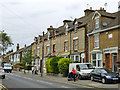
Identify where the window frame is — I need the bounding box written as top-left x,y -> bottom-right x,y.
95,17 -> 99,29
91,53 -> 102,68
94,35 -> 99,49
64,41 -> 68,52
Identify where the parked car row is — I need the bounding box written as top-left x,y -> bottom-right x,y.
68,63 -> 120,84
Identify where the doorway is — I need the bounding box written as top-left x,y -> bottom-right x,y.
113,54 -> 117,72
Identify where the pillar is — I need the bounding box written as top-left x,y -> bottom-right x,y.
110,53 -> 113,70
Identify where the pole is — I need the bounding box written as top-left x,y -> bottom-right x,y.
0,30 -> 4,66
41,31 -> 44,76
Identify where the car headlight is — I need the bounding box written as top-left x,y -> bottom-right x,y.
106,76 -> 112,79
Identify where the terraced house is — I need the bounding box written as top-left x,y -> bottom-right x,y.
32,19 -> 89,72
32,7 -> 120,72
87,7 -> 120,72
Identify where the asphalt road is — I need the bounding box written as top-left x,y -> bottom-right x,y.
1,73 -> 97,90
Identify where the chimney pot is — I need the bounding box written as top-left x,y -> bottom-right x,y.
90,7 -> 92,10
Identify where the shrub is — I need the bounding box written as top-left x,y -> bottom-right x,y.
25,65 -> 32,70
15,62 -> 24,66
58,58 -> 73,74
45,58 -> 53,73
50,56 -> 63,74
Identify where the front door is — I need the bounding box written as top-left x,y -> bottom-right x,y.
106,54 -> 110,68
113,54 -> 117,72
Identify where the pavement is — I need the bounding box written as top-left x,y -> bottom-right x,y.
12,70 -> 120,90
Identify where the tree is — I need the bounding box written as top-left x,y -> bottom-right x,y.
0,32 -> 13,54
21,49 -> 33,73
0,32 -> 13,65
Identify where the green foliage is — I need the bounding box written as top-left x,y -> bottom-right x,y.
22,50 -> 33,65
15,62 -> 24,66
0,32 -> 13,54
25,65 -> 32,70
50,56 -> 63,74
58,58 -> 73,74
45,58 -> 53,73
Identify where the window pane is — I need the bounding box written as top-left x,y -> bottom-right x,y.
76,56 -> 79,61
92,54 -> 96,59
98,60 -> 102,67
92,61 -> 96,66
71,56 -> 74,61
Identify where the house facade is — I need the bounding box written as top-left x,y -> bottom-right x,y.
87,8 -> 120,72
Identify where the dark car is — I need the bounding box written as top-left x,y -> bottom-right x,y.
90,68 -> 119,84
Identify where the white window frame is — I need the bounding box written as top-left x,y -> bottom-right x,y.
65,23 -> 69,35
74,22 -> 78,33
37,47 -> 39,56
91,53 -> 102,68
94,35 -> 99,49
47,46 -> 49,55
70,55 -> 80,62
95,17 -> 99,29
65,42 -> 68,52
74,39 -> 78,50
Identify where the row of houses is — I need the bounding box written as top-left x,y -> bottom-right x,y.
3,7 -> 120,73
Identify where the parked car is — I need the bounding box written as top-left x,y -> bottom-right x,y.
68,63 -> 94,80
90,68 -> 119,84
0,67 -> 5,79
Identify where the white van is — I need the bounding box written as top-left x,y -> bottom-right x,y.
3,63 -> 12,73
68,63 -> 94,79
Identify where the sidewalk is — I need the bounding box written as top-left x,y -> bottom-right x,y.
13,70 -> 119,89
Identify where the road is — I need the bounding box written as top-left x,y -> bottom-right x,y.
1,73 -> 97,90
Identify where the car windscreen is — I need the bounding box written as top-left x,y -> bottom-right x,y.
79,64 -> 88,69
101,68 -> 112,73
4,65 -> 11,67
86,64 -> 93,69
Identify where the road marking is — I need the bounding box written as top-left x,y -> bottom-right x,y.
0,83 -> 8,90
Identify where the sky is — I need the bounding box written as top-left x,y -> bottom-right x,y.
0,0 -> 119,52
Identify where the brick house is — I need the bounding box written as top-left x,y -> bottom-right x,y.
32,19 -> 90,72
87,8 -> 120,72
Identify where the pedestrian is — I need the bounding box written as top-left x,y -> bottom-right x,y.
34,67 -> 38,75
36,66 -> 39,73
32,66 -> 34,74
76,68 -> 79,81
72,67 -> 76,82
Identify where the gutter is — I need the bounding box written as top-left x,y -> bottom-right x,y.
87,25 -> 120,36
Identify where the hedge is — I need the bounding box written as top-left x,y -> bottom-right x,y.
58,58 -> 73,74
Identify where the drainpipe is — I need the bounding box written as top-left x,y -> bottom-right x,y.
88,35 -> 90,63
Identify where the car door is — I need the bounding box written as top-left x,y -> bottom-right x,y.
96,69 -> 102,80
92,69 -> 98,79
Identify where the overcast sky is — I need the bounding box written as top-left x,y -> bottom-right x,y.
0,0 -> 119,52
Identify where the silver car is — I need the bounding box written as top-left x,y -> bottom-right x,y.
0,67 -> 5,79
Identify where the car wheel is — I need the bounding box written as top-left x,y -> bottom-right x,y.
91,76 -> 94,81
78,75 -> 82,80
2,76 -> 5,79
102,78 -> 106,84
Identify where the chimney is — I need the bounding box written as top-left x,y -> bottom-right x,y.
84,7 -> 94,16
17,43 -> 19,51
63,20 -> 72,25
24,44 -> 26,47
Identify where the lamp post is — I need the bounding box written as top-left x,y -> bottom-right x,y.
41,31 -> 44,77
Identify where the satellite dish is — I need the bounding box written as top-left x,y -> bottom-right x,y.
103,23 -> 107,27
